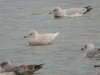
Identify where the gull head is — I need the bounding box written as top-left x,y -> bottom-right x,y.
0,60 -> 11,68
81,8 -> 87,13
81,43 -> 95,51
24,30 -> 37,38
49,7 -> 62,14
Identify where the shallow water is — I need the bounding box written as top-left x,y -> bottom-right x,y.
0,0 -> 100,75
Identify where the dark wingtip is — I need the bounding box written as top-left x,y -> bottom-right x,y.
84,6 -> 93,14
39,64 -> 44,66
36,64 -> 44,68
84,6 -> 92,8
34,64 -> 44,70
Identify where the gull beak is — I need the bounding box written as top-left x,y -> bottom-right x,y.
24,36 -> 27,38
49,11 -> 53,14
81,48 -> 84,50
49,12 -> 51,14
94,65 -> 100,67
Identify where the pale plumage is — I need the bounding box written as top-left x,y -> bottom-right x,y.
49,6 -> 93,18
24,30 -> 59,45
81,43 -> 100,59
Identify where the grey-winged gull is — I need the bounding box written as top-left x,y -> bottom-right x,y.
49,6 -> 93,18
81,43 -> 100,59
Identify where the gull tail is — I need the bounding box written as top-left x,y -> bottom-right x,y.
55,32 -> 59,37
33,64 -> 44,72
53,32 -> 59,39
84,6 -> 93,14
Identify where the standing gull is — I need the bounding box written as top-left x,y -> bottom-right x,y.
49,6 -> 93,18
24,30 -> 59,45
81,43 -> 100,59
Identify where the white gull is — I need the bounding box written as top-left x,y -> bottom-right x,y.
24,30 -> 59,45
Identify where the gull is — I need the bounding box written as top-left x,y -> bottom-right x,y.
0,60 -> 44,75
24,30 -> 59,45
49,6 -> 93,18
81,43 -> 100,59
13,64 -> 44,75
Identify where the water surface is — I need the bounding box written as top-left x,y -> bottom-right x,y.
0,0 -> 100,75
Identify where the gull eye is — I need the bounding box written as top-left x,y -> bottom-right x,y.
53,9 -> 57,11
85,45 -> 87,48
82,9 -> 85,10
29,33 -> 33,35
82,8 -> 86,11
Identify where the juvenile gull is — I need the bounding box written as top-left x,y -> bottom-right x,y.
0,61 -> 44,75
24,30 -> 59,45
14,64 -> 44,75
49,6 -> 93,18
81,43 -> 100,59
